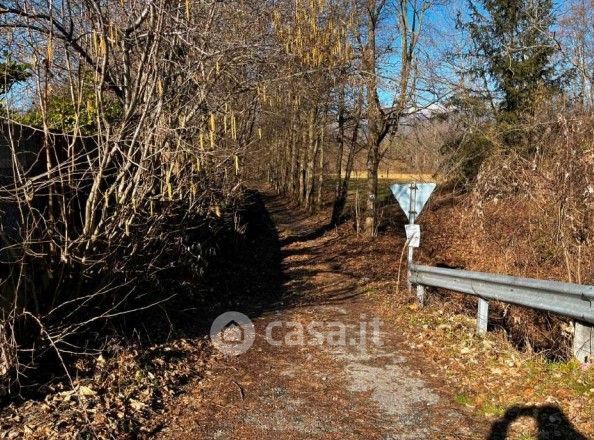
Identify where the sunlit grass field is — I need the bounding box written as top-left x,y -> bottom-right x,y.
329,173 -> 438,203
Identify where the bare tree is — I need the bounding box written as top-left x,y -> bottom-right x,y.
258,0 -> 357,213
360,0 -> 433,236
560,0 -> 594,112
330,84 -> 364,225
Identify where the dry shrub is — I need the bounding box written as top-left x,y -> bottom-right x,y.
0,0 -> 274,394
472,107 -> 594,284
422,104 -> 593,358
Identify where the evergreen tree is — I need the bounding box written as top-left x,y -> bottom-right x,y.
0,56 -> 29,96
460,0 -> 563,119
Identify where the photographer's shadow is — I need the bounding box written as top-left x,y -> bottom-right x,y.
488,404 -> 589,440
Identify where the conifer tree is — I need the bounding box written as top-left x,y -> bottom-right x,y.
461,0 -> 563,120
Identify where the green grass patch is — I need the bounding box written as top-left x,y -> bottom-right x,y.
454,393 -> 471,406
326,178 -> 404,203
481,401 -> 506,417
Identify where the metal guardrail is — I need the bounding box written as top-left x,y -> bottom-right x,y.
410,265 -> 594,324
410,264 -> 594,362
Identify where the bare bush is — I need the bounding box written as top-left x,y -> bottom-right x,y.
0,0 -> 273,390
470,104 -> 593,284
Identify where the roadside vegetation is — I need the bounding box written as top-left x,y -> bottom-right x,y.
0,0 -> 592,437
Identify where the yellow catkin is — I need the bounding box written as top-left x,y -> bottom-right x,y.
92,32 -> 98,56
210,113 -> 216,133
235,155 -> 240,175
47,39 -> 53,62
199,132 -> 204,150
99,36 -> 106,56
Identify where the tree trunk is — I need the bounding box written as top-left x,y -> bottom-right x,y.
316,124 -> 324,210
330,108 -> 360,227
363,0 -> 382,237
289,118 -> 299,195
298,128 -> 307,204
364,144 -> 379,235
330,89 -> 346,224
304,107 -> 318,210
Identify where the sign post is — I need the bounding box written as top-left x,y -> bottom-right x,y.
390,182 -> 436,304
407,183 -> 417,294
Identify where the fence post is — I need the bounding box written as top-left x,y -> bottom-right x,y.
477,298 -> 489,335
573,322 -> 593,363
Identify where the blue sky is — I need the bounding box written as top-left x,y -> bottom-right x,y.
376,1 -> 463,106
3,0 -> 575,112
377,0 -> 571,107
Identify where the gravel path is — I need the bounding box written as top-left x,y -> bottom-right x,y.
158,193 -> 490,439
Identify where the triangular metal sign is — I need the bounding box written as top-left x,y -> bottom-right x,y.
390,182 -> 436,221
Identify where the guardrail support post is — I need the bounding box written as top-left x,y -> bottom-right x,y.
477,298 -> 489,335
416,284 -> 425,306
573,321 -> 593,363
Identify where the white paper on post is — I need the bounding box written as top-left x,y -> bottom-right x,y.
405,224 -> 421,248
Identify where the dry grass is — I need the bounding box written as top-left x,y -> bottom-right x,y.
297,198 -> 594,438
378,295 -> 594,439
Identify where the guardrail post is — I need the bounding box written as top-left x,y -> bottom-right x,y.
477,298 -> 489,335
573,322 -> 593,363
409,264 -> 594,357
416,284 -> 425,306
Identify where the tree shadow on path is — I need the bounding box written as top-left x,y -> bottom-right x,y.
488,405 -> 590,440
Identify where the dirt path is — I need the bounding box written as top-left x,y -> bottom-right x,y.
158,192 -> 490,439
